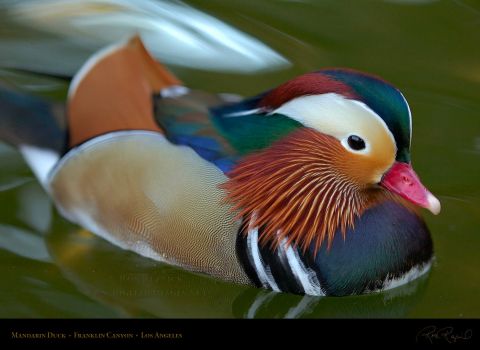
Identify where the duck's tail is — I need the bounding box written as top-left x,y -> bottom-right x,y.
0,35 -> 183,186
0,83 -> 67,186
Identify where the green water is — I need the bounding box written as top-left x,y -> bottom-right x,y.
0,0 -> 479,318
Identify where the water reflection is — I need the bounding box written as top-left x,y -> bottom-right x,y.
0,0 -> 289,74
384,0 -> 438,4
0,250 -> 118,317
234,275 -> 429,318
0,142 -> 33,192
0,181 -> 51,261
0,224 -> 50,262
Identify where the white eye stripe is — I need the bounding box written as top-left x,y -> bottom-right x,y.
273,93 -> 396,156
349,99 -> 396,146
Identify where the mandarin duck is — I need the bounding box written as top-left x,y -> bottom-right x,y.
0,36 -> 440,297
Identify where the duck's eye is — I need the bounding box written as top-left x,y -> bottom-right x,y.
347,135 -> 366,151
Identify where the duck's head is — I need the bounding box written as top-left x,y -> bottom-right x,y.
222,68 -> 440,253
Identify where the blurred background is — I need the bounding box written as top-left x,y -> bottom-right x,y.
0,0 -> 479,318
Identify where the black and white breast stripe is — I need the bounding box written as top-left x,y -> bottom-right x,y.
235,201 -> 434,297
236,225 -> 325,296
